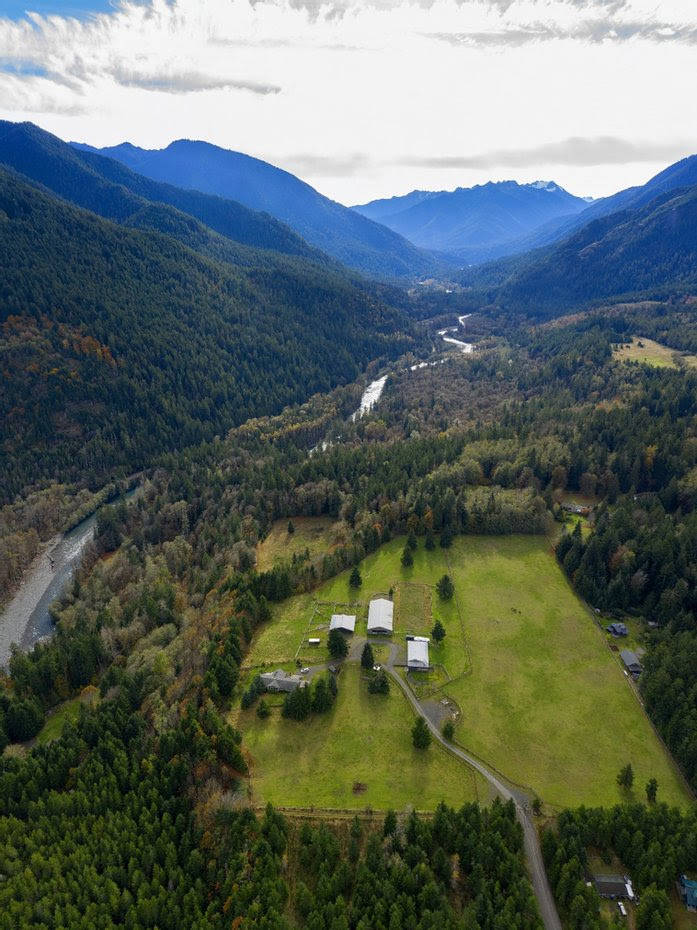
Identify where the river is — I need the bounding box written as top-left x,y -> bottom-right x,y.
0,487 -> 139,667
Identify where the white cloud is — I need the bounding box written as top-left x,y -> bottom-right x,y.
0,0 -> 695,202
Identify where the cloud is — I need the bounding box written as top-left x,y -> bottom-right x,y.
109,67 -> 281,95
280,152 -> 372,176
401,137 -> 696,170
427,18 -> 697,47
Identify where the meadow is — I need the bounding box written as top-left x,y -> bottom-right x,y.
613,336 -> 697,369
245,534 -> 692,811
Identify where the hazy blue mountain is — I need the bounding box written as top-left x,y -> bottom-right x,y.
352,180 -> 588,261
504,152 -> 697,256
498,183 -> 697,314
72,138 -> 439,278
0,121 -> 328,267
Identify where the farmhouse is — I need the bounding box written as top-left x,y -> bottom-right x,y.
680,875 -> 697,910
592,874 -> 634,900
620,649 -> 642,677
406,636 -> 430,670
330,614 -> 356,633
367,597 -> 394,634
606,622 -> 628,637
260,669 -> 307,693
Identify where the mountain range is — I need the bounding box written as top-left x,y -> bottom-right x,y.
72,138 -> 438,279
352,180 -> 590,262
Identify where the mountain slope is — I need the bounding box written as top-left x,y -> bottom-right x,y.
352,180 -> 588,261
505,152 -> 697,257
0,120 -> 329,268
0,167 -> 414,497
72,138 -> 438,278
499,184 -> 697,314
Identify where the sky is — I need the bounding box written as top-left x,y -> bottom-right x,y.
0,0 -> 696,204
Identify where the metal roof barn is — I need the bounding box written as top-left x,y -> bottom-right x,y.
367,597 -> 394,634
329,614 -> 356,633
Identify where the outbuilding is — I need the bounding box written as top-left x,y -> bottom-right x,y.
406,636 -> 430,670
680,875 -> 697,910
620,649 -> 642,677
367,597 -> 394,634
607,622 -> 628,637
330,614 -> 356,633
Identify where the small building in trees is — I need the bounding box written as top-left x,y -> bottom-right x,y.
679,875 -> 697,910
592,874 -> 635,901
606,622 -> 628,637
260,669 -> 307,693
406,636 -> 430,670
330,614 -> 356,633
620,649 -> 642,678
367,597 -> 394,634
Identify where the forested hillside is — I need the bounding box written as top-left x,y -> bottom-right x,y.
75,138 -> 439,279
497,185 -> 697,314
0,168 -> 414,498
0,121 -> 330,269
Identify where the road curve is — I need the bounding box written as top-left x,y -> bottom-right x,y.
386,666 -> 562,930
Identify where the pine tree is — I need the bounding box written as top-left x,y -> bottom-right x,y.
412,716 -> 431,749
361,642 -> 375,669
349,566 -> 362,588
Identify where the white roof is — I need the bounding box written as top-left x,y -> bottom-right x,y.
330,614 -> 356,632
407,639 -> 429,668
367,597 -> 394,632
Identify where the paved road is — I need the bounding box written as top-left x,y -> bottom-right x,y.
385,663 -> 562,930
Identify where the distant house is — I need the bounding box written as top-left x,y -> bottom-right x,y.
330,614 -> 356,633
620,649 -> 642,677
680,875 -> 697,910
406,636 -> 430,670
607,622 -> 629,637
260,669 -> 307,693
593,875 -> 634,900
562,502 -> 590,516
308,637 -> 321,645
367,597 -> 394,634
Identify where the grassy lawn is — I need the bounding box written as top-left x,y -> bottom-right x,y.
237,664 -> 490,810
256,517 -> 345,572
245,535 -> 691,810
614,336 -> 697,369
35,686 -> 99,745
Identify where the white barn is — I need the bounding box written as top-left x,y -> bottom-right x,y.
367,597 -> 394,634
330,614 -> 356,633
406,636 -> 430,670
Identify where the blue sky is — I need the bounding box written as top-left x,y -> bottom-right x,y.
0,1 -> 115,19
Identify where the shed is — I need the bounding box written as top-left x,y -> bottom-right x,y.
607,622 -> 628,637
259,669 -> 306,693
680,876 -> 697,910
308,637 -> 321,645
593,875 -> 633,900
620,649 -> 642,676
330,614 -> 356,633
367,597 -> 394,634
406,636 -> 430,670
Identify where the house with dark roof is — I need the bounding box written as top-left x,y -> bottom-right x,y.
259,669 -> 307,693
620,649 -> 642,677
607,622 -> 628,637
593,875 -> 634,900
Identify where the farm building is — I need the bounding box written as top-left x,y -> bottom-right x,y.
330,614 -> 356,633
606,622 -> 628,637
367,597 -> 394,634
680,876 -> 697,910
260,669 -> 307,693
620,649 -> 642,677
406,636 -> 430,670
308,637 -> 321,645
592,875 -> 634,900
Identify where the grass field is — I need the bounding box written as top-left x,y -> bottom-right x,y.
244,535 -> 691,811
35,686 -> 99,745
614,336 -> 697,369
256,517 -> 345,573
238,663 -> 491,810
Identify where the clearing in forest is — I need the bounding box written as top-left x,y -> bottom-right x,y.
613,336 -> 697,369
241,535 -> 692,811
255,517 -> 344,572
